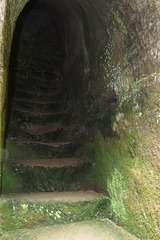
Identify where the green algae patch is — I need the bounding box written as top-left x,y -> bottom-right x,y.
92,130 -> 130,224
2,140 -> 25,193
2,163 -> 22,194
124,161 -> 160,240
8,141 -> 80,159
107,168 -> 126,223
85,73 -> 160,239
11,109 -> 69,126
0,197 -> 110,232
2,162 -> 93,193
2,140 -> 26,193
5,139 -> 27,159
90,125 -> 160,239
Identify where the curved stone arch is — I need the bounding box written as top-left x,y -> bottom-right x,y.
0,0 -> 160,161
0,0 -> 31,187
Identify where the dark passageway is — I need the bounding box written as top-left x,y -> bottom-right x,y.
4,0 -> 94,193
7,1 -> 65,133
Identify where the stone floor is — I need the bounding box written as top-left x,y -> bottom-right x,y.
1,219 -> 138,240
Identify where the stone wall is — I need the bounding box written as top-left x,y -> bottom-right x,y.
0,0 -> 6,191
91,1 -> 160,239
0,0 -> 29,191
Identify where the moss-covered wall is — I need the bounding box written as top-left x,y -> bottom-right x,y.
88,1 -> 160,239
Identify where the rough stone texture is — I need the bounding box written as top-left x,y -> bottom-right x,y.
90,1 -> 160,239
1,191 -> 110,231
0,0 -> 6,190
1,219 -> 138,240
0,0 -> 29,189
113,0 -> 160,82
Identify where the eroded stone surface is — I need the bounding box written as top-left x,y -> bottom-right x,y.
2,190 -> 106,202
1,219 -> 138,240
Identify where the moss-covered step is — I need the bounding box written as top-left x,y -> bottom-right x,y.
15,79 -> 61,91
13,99 -> 65,113
15,81 -> 61,93
6,157 -> 92,167
30,67 -> 60,79
15,77 -> 61,90
15,67 -> 59,79
14,88 -> 64,97
15,74 -> 60,86
7,124 -> 65,142
13,89 -> 66,102
2,158 -> 93,192
11,109 -> 70,125
13,95 -> 66,105
1,191 -> 110,232
7,123 -> 78,142
6,140 -> 81,159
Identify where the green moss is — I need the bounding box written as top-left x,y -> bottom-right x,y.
91,124 -> 160,239
92,129 -> 131,219
1,197 -> 110,232
107,168 -> 126,223
87,77 -> 160,238
8,141 -> 80,159
93,130 -> 115,188
2,140 -> 26,193
2,163 -> 22,193
1,200 -> 42,232
2,161 -> 93,193
5,139 -> 26,159
124,160 -> 160,239
113,11 -> 128,34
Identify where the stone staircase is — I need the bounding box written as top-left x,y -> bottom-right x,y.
1,51 -> 109,232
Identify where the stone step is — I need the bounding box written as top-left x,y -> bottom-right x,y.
6,157 -> 93,167
13,64 -> 60,78
11,109 -> 70,125
15,81 -> 62,92
12,55 -> 60,69
24,123 -> 66,134
15,73 -> 61,85
2,159 -> 93,192
6,140 -> 81,159
13,89 -> 66,102
1,219 -> 139,240
23,123 -> 78,141
7,123 -> 78,142
2,190 -> 105,202
14,87 -> 64,96
12,108 -> 67,116
13,99 -> 65,113
1,191 -> 109,231
13,97 -> 66,104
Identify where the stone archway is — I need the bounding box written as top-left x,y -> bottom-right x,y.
0,0 -> 30,190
